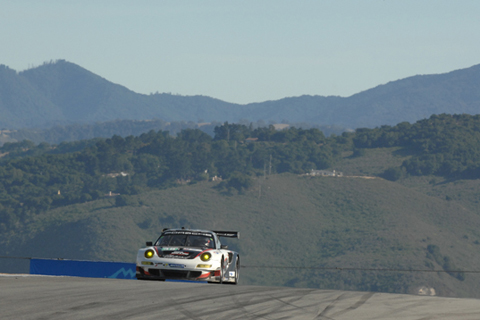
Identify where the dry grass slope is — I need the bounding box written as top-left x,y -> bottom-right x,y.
3,167 -> 480,298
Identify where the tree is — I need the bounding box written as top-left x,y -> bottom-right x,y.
226,172 -> 253,193
382,167 -> 405,181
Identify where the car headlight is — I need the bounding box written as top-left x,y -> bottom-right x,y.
144,249 -> 155,259
200,252 -> 212,262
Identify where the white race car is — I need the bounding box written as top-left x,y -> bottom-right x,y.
136,228 -> 240,284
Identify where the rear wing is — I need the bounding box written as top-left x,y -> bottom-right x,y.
213,231 -> 240,239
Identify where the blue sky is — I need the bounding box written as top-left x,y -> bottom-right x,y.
1,1 -> 479,104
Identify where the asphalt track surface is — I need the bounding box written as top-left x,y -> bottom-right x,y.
1,275 -> 480,320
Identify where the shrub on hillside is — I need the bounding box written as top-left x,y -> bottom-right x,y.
226,172 -> 253,193
115,195 -> 138,207
382,167 -> 405,181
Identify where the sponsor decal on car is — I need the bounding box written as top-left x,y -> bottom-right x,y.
164,231 -> 213,237
161,247 -> 180,251
165,263 -> 186,268
171,251 -> 190,256
229,271 -> 236,277
154,263 -> 170,267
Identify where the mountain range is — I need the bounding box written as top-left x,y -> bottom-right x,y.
1,60 -> 479,130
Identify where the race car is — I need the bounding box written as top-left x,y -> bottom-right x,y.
136,228 -> 240,284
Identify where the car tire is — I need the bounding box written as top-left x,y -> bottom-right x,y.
220,257 -> 224,284
232,258 -> 239,285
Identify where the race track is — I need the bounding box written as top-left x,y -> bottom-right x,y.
1,275 -> 480,319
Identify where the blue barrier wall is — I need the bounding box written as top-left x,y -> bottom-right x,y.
30,259 -> 136,279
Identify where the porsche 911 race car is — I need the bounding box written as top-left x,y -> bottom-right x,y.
136,228 -> 240,284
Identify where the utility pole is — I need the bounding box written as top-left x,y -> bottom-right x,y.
269,154 -> 272,175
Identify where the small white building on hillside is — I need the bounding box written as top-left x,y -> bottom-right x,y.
308,169 -> 343,177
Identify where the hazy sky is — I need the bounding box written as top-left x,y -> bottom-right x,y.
1,1 -> 479,104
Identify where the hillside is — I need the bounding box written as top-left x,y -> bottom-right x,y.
1,60 -> 479,130
2,115 -> 480,226
332,64 -> 480,128
1,173 -> 480,298
2,117 -> 480,297
0,65 -> 62,128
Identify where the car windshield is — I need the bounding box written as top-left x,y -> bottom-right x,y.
156,234 -> 215,249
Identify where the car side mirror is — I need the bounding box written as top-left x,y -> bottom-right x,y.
221,245 -> 228,249
146,241 -> 153,246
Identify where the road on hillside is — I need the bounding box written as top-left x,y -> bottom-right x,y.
1,275 -> 480,319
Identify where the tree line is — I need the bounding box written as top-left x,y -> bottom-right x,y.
3,114 -> 480,230
6,119 -> 347,145
353,114 -> 480,179
0,124 -> 349,229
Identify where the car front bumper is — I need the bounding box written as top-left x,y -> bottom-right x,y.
136,265 -> 222,282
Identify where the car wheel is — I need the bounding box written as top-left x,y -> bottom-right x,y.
219,257 -> 224,284
233,258 -> 239,285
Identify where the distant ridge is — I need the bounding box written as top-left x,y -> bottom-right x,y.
0,60 -> 479,129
